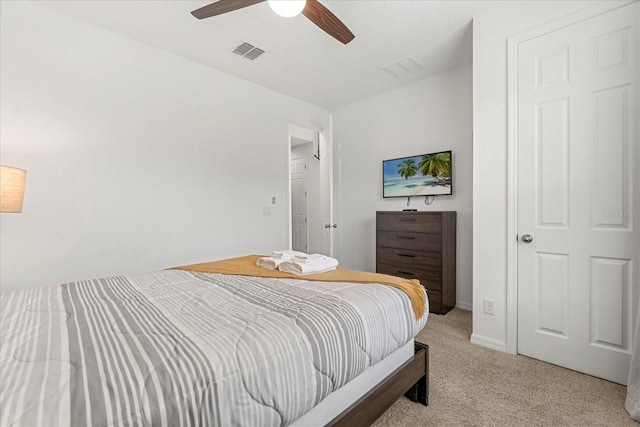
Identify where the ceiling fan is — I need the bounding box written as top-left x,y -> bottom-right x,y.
191,0 -> 355,44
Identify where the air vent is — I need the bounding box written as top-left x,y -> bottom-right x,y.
232,42 -> 266,61
244,47 -> 265,60
382,57 -> 423,78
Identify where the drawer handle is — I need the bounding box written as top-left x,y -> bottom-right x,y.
397,270 -> 415,276
398,253 -> 416,258
398,236 -> 416,240
399,218 -> 416,222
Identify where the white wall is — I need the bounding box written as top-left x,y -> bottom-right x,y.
332,65 -> 473,310
0,1 -> 330,290
471,1 -> 615,350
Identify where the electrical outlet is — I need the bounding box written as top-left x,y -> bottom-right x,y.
483,299 -> 495,315
263,206 -> 271,216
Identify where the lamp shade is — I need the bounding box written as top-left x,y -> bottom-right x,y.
267,0 -> 306,17
0,165 -> 27,213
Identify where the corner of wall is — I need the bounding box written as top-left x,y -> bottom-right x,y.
456,301 -> 473,311
470,333 -> 507,352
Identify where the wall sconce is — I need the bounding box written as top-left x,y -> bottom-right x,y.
0,165 -> 27,213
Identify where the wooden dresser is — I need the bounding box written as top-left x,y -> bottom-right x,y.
376,211 -> 456,314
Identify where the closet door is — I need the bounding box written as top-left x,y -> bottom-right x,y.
517,3 -> 639,385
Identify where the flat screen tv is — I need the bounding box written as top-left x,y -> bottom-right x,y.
383,150 -> 452,198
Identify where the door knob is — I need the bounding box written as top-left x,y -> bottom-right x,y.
521,234 -> 533,243
324,224 -> 337,229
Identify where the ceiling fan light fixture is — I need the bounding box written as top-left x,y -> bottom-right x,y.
267,0 -> 306,18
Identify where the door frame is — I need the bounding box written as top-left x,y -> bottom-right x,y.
286,121 -> 333,254
505,0 -> 636,354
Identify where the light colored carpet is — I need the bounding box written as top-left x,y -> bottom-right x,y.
373,309 -> 636,426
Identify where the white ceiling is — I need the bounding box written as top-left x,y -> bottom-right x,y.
36,0 -> 597,110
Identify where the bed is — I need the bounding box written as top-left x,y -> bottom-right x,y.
0,255 -> 429,426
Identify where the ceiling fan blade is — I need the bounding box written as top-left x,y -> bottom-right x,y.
191,0 -> 265,19
301,0 -> 354,44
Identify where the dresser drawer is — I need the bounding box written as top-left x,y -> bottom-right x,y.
376,230 -> 442,252
376,263 -> 442,291
376,213 -> 442,233
376,210 -> 456,315
376,247 -> 441,269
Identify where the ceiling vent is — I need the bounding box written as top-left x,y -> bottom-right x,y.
382,57 -> 423,78
232,42 -> 265,61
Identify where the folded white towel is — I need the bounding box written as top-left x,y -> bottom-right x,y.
256,257 -> 284,270
292,253 -> 328,264
278,257 -> 339,276
272,250 -> 306,260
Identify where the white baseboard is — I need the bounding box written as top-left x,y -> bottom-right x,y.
456,301 -> 472,311
470,333 -> 507,352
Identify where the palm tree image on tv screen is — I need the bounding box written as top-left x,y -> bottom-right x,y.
383,151 -> 452,198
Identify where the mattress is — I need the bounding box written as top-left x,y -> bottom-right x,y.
0,269 -> 427,426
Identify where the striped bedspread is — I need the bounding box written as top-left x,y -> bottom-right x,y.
0,270 -> 427,426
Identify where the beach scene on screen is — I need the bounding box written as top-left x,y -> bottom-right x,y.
383,152 -> 452,197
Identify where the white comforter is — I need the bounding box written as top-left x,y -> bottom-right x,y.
0,270 -> 427,426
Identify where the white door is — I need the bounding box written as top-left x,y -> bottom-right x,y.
291,156 -> 308,253
517,3 -> 639,385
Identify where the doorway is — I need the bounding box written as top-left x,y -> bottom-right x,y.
290,150 -> 309,253
288,123 -> 333,255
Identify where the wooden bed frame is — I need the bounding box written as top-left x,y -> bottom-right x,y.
328,342 -> 429,426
